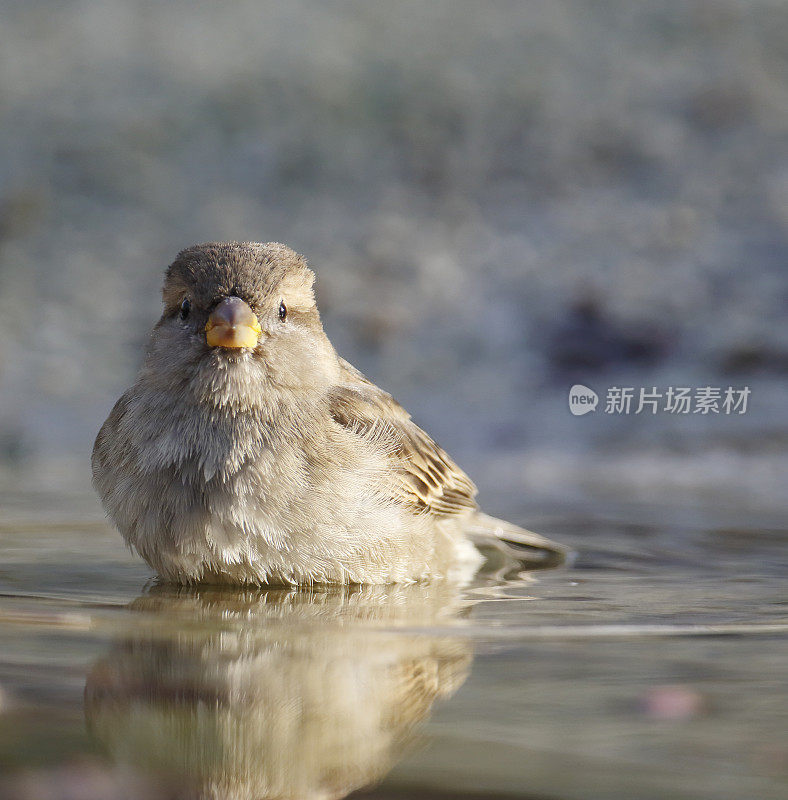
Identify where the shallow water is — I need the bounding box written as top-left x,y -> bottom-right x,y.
0,489 -> 786,800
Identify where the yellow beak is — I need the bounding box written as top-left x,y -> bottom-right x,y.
205,297 -> 262,349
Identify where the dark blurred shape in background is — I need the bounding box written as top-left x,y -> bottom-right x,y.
0,0 -> 786,514
543,293 -> 672,376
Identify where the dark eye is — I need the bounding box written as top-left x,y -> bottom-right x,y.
180,298 -> 191,320
278,301 -> 287,322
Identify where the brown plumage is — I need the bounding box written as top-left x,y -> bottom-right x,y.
92,242 -> 564,585
329,358 -> 477,517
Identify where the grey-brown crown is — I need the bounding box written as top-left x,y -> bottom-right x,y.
163,242 -> 315,312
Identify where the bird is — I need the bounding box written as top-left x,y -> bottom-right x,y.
92,242 -> 565,585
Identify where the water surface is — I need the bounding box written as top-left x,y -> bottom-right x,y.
0,489 -> 786,800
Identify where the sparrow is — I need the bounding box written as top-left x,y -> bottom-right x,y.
92,242 -> 564,585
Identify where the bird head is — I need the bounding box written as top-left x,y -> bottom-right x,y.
145,242 -> 339,405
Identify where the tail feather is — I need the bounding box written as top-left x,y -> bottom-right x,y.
466,513 -> 569,572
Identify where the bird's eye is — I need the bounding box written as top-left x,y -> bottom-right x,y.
278,301 -> 287,322
180,298 -> 191,320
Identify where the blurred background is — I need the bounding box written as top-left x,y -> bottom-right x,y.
1,0 -> 787,519
1,5 -> 787,799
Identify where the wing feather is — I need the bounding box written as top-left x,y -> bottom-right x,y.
329,359 -> 477,517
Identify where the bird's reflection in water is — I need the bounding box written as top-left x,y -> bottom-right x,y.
85,581 -> 474,800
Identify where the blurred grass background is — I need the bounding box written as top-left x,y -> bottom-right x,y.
0,0 -> 786,515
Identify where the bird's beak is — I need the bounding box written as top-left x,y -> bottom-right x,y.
205,297 -> 262,349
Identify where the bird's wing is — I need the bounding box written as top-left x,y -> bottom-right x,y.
328,358 -> 478,517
